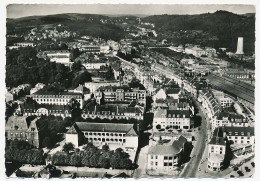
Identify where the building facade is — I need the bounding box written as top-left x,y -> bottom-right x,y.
5,116 -> 41,148
153,109 -> 192,130
65,122 -> 139,153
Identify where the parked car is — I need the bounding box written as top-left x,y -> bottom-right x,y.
237,171 -> 244,177
251,162 -> 255,167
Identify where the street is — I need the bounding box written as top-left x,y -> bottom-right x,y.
133,145 -> 149,178
179,97 -> 208,178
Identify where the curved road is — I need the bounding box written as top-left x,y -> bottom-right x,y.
180,96 -> 208,178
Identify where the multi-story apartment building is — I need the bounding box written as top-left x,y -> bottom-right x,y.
212,89 -> 234,108
5,116 -> 41,147
212,113 -> 250,131
82,59 -> 108,70
29,86 -> 84,109
94,86 -> 146,105
207,136 -> 226,171
20,103 -> 71,118
223,126 -> 254,145
85,81 -> 120,93
65,122 -> 138,153
153,109 -> 193,131
82,105 -> 144,120
147,136 -> 187,174
14,42 -> 35,47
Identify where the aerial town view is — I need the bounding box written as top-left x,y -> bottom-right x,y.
5,4 -> 255,179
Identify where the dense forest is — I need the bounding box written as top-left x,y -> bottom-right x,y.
7,14 -> 126,41
143,11 -> 255,53
6,47 -> 92,88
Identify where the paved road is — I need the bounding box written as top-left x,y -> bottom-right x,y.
180,97 -> 208,178
133,145 -> 149,178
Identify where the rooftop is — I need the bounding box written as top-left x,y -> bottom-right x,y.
74,122 -> 138,136
148,136 -> 186,155
208,136 -> 226,146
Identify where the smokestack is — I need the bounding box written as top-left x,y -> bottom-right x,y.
236,37 -> 244,55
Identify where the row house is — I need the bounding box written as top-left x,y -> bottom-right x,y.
82,105 -> 144,120
65,122 -> 138,157
198,90 -> 221,119
213,126 -> 255,157
212,112 -> 251,131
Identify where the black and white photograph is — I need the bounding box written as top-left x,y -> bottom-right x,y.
3,2 -> 257,179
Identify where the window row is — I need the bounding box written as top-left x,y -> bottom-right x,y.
87,138 -> 126,142
84,132 -> 125,137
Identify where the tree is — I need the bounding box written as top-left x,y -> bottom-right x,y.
71,61 -> 82,71
128,78 -> 145,90
70,48 -> 81,61
105,66 -> 114,80
102,144 -> 109,153
62,143 -> 75,154
89,153 -> 100,167
69,153 -> 82,166
42,137 -> 53,148
98,155 -> 110,169
156,124 -> 161,130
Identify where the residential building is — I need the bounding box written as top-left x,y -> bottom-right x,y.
82,105 -> 144,120
82,59 -> 108,69
29,85 -> 84,109
13,42 -> 35,48
185,45 -> 206,57
85,81 -> 120,93
111,62 -> 121,80
207,136 -> 226,171
223,126 -> 254,145
198,90 -> 221,119
147,136 -> 187,174
153,109 -> 193,131
94,86 -> 146,105
5,116 -> 41,147
65,122 -> 138,153
212,89 -> 234,108
21,103 -> 71,118
212,113 -> 250,130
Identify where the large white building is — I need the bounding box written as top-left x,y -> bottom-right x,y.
94,86 -> 146,105
65,122 -> 138,153
82,105 -> 144,120
29,86 -> 84,109
147,136 -> 187,175
153,109 -> 193,131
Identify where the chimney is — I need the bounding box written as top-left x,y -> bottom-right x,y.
235,37 -> 244,55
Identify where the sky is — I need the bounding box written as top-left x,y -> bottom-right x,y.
7,4 -> 256,19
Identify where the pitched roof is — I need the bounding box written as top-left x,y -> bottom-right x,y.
208,136 -> 226,146
166,88 -> 181,95
148,140 -> 183,156
6,116 -> 30,131
223,126 -> 254,137
66,124 -> 81,134
74,122 -> 137,136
